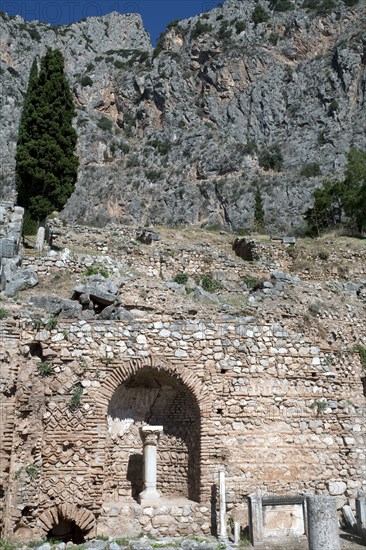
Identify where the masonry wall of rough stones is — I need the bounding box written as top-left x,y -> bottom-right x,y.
0,317 -> 365,540
31,222 -> 366,282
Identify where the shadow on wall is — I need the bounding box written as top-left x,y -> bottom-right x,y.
127,453 -> 143,501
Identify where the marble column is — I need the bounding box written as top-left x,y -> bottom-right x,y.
307,495 -> 341,550
218,469 -> 228,542
139,425 -> 163,505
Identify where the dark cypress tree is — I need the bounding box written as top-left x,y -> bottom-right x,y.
15,49 -> 79,221
254,186 -> 265,231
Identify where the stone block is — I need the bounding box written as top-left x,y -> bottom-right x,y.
5,268 -> 38,296
0,237 -> 17,258
307,495 -> 341,550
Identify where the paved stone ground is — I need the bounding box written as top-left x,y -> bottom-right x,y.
12,530 -> 366,550
239,529 -> 365,549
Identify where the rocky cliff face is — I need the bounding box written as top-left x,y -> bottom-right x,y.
0,0 -> 365,231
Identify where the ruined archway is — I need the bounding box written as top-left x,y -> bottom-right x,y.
100,357 -> 210,504
38,504 -> 95,541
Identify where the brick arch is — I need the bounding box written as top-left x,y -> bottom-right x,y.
99,355 -> 212,415
38,504 -> 95,539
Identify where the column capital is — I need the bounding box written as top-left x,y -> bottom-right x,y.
140,425 -> 163,447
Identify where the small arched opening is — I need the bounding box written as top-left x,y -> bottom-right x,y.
47,519 -> 85,544
38,505 -> 95,543
106,366 -> 201,502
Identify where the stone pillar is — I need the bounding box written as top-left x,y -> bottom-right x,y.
139,425 -> 163,505
306,495 -> 341,550
248,495 -> 263,546
356,493 -> 366,542
35,225 -> 45,252
218,469 -> 228,542
233,521 -> 241,546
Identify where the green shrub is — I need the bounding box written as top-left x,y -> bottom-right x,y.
235,20 -> 246,34
258,144 -> 283,171
123,112 -> 135,136
328,98 -> 338,115
191,20 -> 213,38
97,116 -> 113,131
242,276 -> 258,289
84,266 -> 109,278
167,19 -> 181,29
0,308 -> 8,319
45,315 -> 58,330
0,539 -> 17,550
243,139 -> 257,154
318,251 -> 329,261
153,33 -> 166,58
272,0 -> 294,11
252,5 -> 270,24
126,156 -> 139,168
302,0 -> 336,13
269,32 -> 279,45
218,21 -> 232,40
205,224 -> 222,232
26,28 -> 41,41
356,344 -> 366,370
310,399 -> 328,415
25,465 -> 39,479
147,138 -> 171,155
37,362 -> 53,377
114,60 -> 125,69
200,275 -> 222,293
81,75 -> 93,87
69,384 -> 83,410
118,141 -> 130,154
145,169 -> 163,182
173,272 -> 189,285
300,163 -> 321,177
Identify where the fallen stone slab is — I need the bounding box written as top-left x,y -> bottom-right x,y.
59,299 -> 83,319
29,296 -> 82,318
29,295 -> 65,314
5,268 -> 38,297
110,306 -> 134,321
73,284 -> 117,306
282,236 -> 296,244
137,229 -> 161,244
271,271 -> 300,284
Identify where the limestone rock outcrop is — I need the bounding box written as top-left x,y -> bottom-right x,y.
1,1 -> 366,231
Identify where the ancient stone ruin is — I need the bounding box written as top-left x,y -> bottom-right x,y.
0,204 -> 365,547
0,202 -> 38,297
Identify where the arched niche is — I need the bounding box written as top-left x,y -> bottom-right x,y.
105,366 -> 201,502
38,504 -> 95,542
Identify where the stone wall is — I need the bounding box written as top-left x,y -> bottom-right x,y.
0,201 -> 23,293
0,316 -> 365,541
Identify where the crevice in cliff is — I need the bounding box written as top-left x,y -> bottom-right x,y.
214,180 -> 232,231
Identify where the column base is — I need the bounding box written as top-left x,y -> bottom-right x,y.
139,489 -> 162,506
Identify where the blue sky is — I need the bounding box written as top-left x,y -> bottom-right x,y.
0,0 -> 222,43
